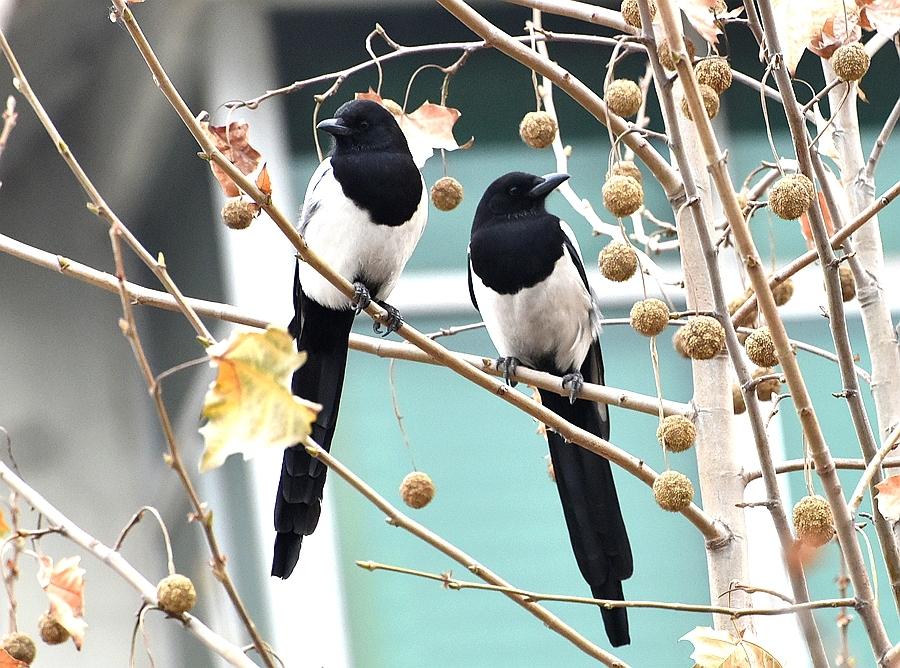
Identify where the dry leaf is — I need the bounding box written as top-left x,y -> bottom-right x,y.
875,475 -> 900,521
199,326 -> 321,472
809,14 -> 861,59
201,120 -> 264,198
681,626 -> 784,668
772,0 -> 860,74
0,509 -> 10,538
859,0 -> 900,35
0,650 -> 26,668
354,90 -> 472,168
37,555 -> 87,650
678,0 -> 744,44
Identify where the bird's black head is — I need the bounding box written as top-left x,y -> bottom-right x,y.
317,99 -> 411,155
472,171 -> 569,232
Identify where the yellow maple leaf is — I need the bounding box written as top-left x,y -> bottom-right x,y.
681,626 -> 784,668
37,555 -> 87,650
198,326 -> 321,473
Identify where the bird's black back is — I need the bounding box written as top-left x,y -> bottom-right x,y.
328,100 -> 423,227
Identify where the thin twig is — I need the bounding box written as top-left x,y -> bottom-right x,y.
113,507 -> 176,576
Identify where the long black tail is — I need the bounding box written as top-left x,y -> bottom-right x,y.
272,277 -> 355,578
541,351 -> 633,647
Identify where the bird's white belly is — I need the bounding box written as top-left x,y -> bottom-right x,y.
474,254 -> 594,374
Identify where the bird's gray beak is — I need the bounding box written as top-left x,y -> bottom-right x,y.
529,173 -> 570,198
317,117 -> 351,136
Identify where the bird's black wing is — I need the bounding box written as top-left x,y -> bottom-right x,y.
466,246 -> 479,312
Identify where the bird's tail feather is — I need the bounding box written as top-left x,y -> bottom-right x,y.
542,388 -> 633,647
272,289 -> 355,579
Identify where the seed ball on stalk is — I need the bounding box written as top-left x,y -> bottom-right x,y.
768,173 -> 815,220
695,57 -> 732,94
519,111 -> 558,149
222,196 -> 255,230
621,0 -> 656,29
657,415 -> 696,453
732,384 -> 746,414
840,264 -> 856,301
157,574 -> 198,615
831,42 -> 870,82
602,175 -> 644,218
2,632 -> 36,664
608,160 -> 642,184
430,176 -> 464,211
752,366 -> 782,401
681,84 -> 720,120
630,298 -> 670,337
653,471 -> 694,512
672,326 -> 690,359
744,326 -> 778,368
38,612 -> 69,646
680,315 -> 726,360
658,37 -> 696,71
605,79 -> 643,118
400,471 -> 435,509
793,494 -> 834,547
771,276 -> 795,306
599,241 -> 639,282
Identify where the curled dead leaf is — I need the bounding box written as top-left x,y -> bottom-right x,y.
37,555 -> 87,650
681,626 -> 784,668
200,120 -> 265,198
876,475 -> 900,522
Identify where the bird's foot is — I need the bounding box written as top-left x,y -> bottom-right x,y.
497,356 -> 521,387
561,372 -> 584,404
350,282 -> 372,315
373,300 -> 403,336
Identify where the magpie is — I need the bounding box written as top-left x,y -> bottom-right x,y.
272,99 -> 428,579
468,172 -> 633,647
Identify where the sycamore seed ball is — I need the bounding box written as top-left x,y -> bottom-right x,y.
519,111 -> 558,149
681,84 -> 720,121
694,57 -> 732,94
840,264 -> 856,302
2,632 -> 36,664
752,366 -> 782,401
430,177 -> 464,212
400,471 -> 435,509
657,415 -> 696,453
658,37 -> 696,71
608,160 -> 642,184
771,276 -> 795,306
157,574 -> 197,615
681,315 -> 726,360
732,384 -> 747,414
602,175 -> 644,218
222,196 -> 254,230
38,612 -> 69,646
605,79 -> 642,118
768,173 -> 815,220
832,42 -> 870,82
621,0 -> 656,29
630,298 -> 669,337
672,326 -> 690,359
599,241 -> 638,282
793,494 -> 834,547
653,471 -> 694,512
745,326 -> 778,368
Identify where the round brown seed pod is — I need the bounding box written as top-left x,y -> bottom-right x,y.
768,173 -> 815,220
38,612 -> 69,646
694,57 -> 732,94
157,574 -> 198,615
680,316 -> 726,360
630,298 -> 670,337
605,79 -> 642,118
831,42 -> 870,82
771,276 -> 795,306
793,494 -> 834,547
222,196 -> 255,230
732,384 -> 747,415
621,0 -> 656,29
653,471 -> 694,512
519,111 -> 558,149
608,160 -> 642,184
672,326 -> 690,359
602,175 -> 644,218
657,415 -> 696,453
745,326 -> 778,367
681,84 -> 720,121
840,264 -> 856,302
2,632 -> 36,664
658,37 -> 696,71
400,471 -> 435,509
430,176 -> 464,212
599,241 -> 639,282
752,366 -> 782,401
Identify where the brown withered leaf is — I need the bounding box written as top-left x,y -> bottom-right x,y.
681,626 -> 784,668
772,0 -> 860,74
678,0 -> 744,44
354,90 -> 472,168
809,14 -> 861,59
859,0 -> 900,35
201,121 -> 263,198
875,475 -> 900,521
0,650 -> 26,668
37,555 -> 87,650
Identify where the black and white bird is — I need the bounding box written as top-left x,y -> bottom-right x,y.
468,171 -> 633,647
273,99 -> 428,579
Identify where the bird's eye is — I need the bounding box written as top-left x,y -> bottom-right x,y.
359,120 -> 370,130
